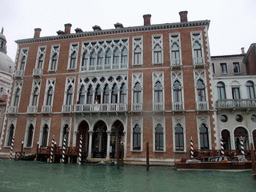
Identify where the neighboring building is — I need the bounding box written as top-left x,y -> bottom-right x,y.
0,11 -> 215,163
0,28 -> 15,138
212,45 -> 256,151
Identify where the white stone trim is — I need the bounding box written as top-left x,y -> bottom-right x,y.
132,36 -> 143,66
152,34 -> 163,65
48,44 -> 60,72
153,116 -> 166,152
130,117 -> 143,152
172,116 -> 186,152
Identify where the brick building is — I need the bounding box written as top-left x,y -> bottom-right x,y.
0,11 -> 215,163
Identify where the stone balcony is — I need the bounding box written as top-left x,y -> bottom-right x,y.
131,103 -> 143,112
196,101 -> 208,111
74,103 -> 127,113
33,68 -> 43,77
27,106 -> 38,114
153,103 -> 164,112
171,59 -> 182,69
172,102 -> 184,112
41,105 -> 52,114
193,57 -> 205,68
14,70 -> 24,79
8,106 -> 18,114
216,99 -> 256,111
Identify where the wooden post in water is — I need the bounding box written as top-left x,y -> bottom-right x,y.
146,142 -> 149,171
21,141 -> 24,159
35,142 -> 39,161
251,143 -> 256,179
117,141 -> 120,169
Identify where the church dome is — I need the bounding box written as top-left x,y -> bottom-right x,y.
0,52 -> 15,75
0,33 -> 6,41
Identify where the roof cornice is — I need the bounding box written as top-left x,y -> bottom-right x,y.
15,20 -> 210,45
242,43 -> 256,64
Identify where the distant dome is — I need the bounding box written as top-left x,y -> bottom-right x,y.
0,34 -> 6,41
0,52 -> 15,75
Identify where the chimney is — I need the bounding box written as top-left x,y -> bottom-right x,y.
92,25 -> 102,31
114,23 -> 123,29
56,30 -> 65,35
143,14 -> 151,26
179,11 -> 188,22
241,47 -> 245,54
75,28 -> 83,33
64,23 -> 72,34
34,28 -> 41,38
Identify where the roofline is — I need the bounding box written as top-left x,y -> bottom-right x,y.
211,54 -> 245,58
15,20 -> 210,45
242,43 -> 256,63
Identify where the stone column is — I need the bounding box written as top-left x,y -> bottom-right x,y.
88,131 -> 93,158
106,131 -> 111,159
230,133 -> 235,150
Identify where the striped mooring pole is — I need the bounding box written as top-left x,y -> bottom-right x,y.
190,137 -> 194,159
220,137 -> 225,156
50,136 -> 55,163
9,136 -> 15,160
62,136 -> 66,163
240,136 -> 245,155
78,135 -> 83,165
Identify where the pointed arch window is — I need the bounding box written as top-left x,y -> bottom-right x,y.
7,124 -> 14,146
153,44 -> 162,63
120,84 -> 126,103
20,56 -> 26,70
89,50 -> 96,70
197,79 -> 205,102
103,85 -> 110,103
87,85 -> 93,104
26,124 -> 34,147
171,43 -> 180,60
81,51 -> 88,71
199,124 -> 209,150
97,49 -> 103,68
66,85 -> 73,105
134,82 -> 142,103
175,124 -> 184,151
13,88 -> 20,106
246,81 -> 255,99
121,47 -> 128,64
173,80 -> 182,102
62,124 -> 69,146
113,48 -> 119,64
111,84 -> 118,103
50,53 -> 58,71
32,87 -> 39,106
95,85 -> 101,104
134,46 -> 142,65
155,124 -> 163,151
217,82 -> 226,100
46,86 -> 53,105
193,41 -> 202,58
37,54 -> 44,69
133,124 -> 141,150
79,85 -> 86,104
70,51 -> 77,69
105,48 -> 111,68
41,125 -> 49,147
154,81 -> 163,103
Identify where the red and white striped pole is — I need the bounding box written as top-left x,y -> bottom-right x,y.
50,135 -> 55,163
78,135 -> 82,165
62,136 -> 66,163
190,137 -> 194,159
9,136 -> 14,160
220,137 -> 225,156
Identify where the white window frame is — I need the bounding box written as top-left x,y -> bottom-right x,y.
67,42 -> 79,71
60,118 -> 72,147
29,79 -> 41,107
153,117 -> 166,152
63,77 -> 75,106
132,36 -> 143,66
169,33 -> 182,66
39,118 -> 51,147
130,117 -> 143,152
4,118 -> 17,147
172,117 -> 186,152
131,73 -> 143,111
35,46 -> 46,69
197,116 -> 211,150
152,34 -> 163,65
171,71 -> 184,111
24,118 -> 36,148
48,44 -> 60,72
191,31 -> 205,65
43,78 -> 56,106
152,72 -> 165,111
11,80 -> 23,107
17,48 -> 29,71
194,70 -> 208,110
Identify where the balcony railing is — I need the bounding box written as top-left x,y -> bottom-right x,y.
172,102 -> 184,111
62,105 -> 73,113
27,106 -> 38,114
193,57 -> 205,67
171,59 -> 182,68
14,70 -> 24,78
8,106 -> 18,114
132,103 -> 143,111
33,68 -> 43,77
41,105 -> 52,114
74,103 -> 127,113
196,101 -> 208,111
153,103 -> 164,111
216,99 -> 256,110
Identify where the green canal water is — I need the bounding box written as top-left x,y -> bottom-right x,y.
0,159 -> 255,192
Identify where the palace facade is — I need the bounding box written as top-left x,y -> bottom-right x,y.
0,11 -> 215,163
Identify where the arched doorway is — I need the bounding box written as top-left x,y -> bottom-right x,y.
234,127 -> 249,150
92,120 -> 107,158
77,121 -> 89,156
110,120 -> 124,158
221,129 -> 231,150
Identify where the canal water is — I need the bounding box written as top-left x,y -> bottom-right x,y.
0,159 -> 255,192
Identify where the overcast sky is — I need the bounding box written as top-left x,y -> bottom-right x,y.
1,0 -> 255,62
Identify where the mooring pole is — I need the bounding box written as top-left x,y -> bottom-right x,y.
35,142 -> 39,161
117,141 -> 120,169
250,143 -> 256,179
146,142 -> 149,170
21,141 -> 24,158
